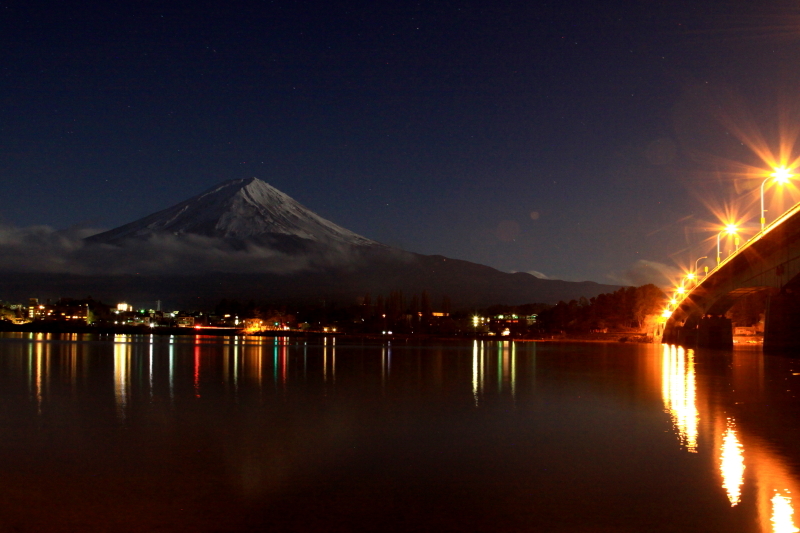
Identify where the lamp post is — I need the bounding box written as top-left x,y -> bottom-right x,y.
761,167 -> 794,231
694,256 -> 707,279
717,225 -> 738,265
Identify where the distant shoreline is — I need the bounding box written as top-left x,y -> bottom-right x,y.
0,323 -> 657,344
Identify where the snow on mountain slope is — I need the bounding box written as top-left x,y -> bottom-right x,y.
8,178 -> 626,305
87,178 -> 380,247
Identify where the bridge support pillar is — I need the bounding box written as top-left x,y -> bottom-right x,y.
677,326 -> 698,346
764,291 -> 800,353
697,316 -> 733,349
661,325 -> 676,344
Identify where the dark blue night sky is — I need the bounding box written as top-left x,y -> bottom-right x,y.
3,0 -> 799,283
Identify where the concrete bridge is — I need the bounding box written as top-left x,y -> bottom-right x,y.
660,201 -> 800,352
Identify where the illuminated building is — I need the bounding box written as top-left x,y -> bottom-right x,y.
176,316 -> 195,328
488,314 -> 537,336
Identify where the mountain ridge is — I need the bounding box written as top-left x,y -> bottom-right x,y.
87,178 -> 380,249
2,178 -> 623,307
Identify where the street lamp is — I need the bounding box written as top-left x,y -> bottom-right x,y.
685,256 -> 708,285
694,256 -> 707,277
717,224 -> 738,265
760,166 -> 794,231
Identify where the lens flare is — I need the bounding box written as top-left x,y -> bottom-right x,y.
772,166 -> 795,184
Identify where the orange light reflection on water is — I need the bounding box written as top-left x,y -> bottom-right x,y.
772,491 -> 800,533
720,418 -> 745,506
661,345 -> 699,453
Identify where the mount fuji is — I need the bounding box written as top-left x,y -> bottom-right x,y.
3,178 -> 621,307
87,178 -> 380,251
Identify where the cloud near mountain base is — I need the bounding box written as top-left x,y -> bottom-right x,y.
0,224 -> 366,276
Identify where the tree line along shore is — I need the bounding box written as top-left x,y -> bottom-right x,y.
1,284 -> 667,341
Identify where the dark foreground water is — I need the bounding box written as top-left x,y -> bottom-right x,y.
1,334 -> 800,532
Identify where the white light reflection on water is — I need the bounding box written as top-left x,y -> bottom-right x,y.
149,335 -> 154,399
169,335 -> 175,402
233,335 -> 239,394
511,341 -> 516,400
720,418 -> 745,506
662,344 -> 699,453
272,336 -> 278,384
504,341 -> 510,383
772,491 -> 800,533
469,340 -> 522,404
381,346 -> 386,390
496,342 -> 502,392
378,342 -> 392,390
113,334 -> 130,420
223,337 -> 230,393
26,340 -> 33,401
479,341 -> 484,396
472,341 -> 479,406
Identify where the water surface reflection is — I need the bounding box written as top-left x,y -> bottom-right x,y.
0,333 -> 799,532
659,344 -> 800,533
662,344 -> 699,452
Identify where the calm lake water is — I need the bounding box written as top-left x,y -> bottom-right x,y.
1,333 -> 799,532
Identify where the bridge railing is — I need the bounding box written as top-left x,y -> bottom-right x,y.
667,198 -> 800,318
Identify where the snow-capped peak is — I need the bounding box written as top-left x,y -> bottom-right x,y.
87,178 -> 380,247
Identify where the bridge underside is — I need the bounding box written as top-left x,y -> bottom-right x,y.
661,211 -> 800,353
663,286 -> 800,352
